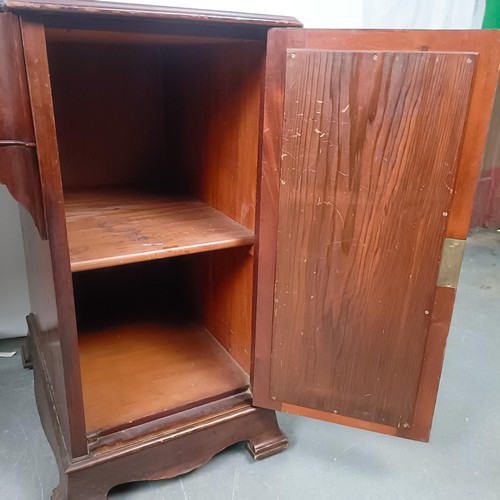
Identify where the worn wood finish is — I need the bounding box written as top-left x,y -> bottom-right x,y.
3,0 -> 301,28
397,286 -> 456,441
254,38 -> 472,434
269,49 -> 474,428
252,29 -> 306,411
294,30 -> 500,239
79,321 -> 250,435
254,30 -> 500,438
21,18 -> 88,457
0,146 -> 46,237
65,191 -> 255,272
281,403 -> 397,436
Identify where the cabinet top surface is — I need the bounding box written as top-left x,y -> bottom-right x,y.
1,0 -> 302,27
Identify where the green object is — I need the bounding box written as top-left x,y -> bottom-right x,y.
483,0 -> 500,28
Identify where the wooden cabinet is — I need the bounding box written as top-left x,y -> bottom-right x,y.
1,1 -> 499,498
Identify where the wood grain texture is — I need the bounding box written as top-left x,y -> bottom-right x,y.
21,18 -> 88,457
252,29 -> 306,411
64,191 -> 255,272
294,30 -> 500,239
268,50 -> 474,428
78,322 -> 250,435
198,248 -> 254,373
173,42 -> 265,374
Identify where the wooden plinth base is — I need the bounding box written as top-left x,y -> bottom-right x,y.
29,325 -> 288,500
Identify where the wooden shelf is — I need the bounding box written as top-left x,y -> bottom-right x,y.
78,321 -> 250,435
64,190 -> 255,272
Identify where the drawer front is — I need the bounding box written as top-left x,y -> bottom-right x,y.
0,12 -> 35,145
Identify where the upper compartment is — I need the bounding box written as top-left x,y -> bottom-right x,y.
44,27 -> 266,272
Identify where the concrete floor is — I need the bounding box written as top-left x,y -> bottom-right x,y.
1,229 -> 499,500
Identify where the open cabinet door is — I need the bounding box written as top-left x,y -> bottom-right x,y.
253,29 -> 500,441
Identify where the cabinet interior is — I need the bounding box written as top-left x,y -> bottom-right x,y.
45,28 -> 264,437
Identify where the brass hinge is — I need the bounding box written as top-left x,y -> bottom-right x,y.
436,238 -> 466,288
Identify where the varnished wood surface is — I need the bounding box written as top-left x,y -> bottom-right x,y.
295,30 -> 500,238
21,18 -> 88,457
397,286 -> 456,441
65,190 -> 255,272
78,321 -> 250,435
2,0 -> 301,27
198,248 -> 254,373
175,42 -> 264,374
264,46 -> 475,429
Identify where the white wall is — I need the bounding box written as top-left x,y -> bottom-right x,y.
0,0 -> 485,338
0,186 -> 30,338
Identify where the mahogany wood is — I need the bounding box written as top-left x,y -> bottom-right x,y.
253,29 -> 499,439
175,42 -> 265,373
46,40 -> 166,192
45,26 -> 255,45
397,286 -> 456,441
5,4 -> 499,497
270,49 -> 474,428
252,29 -> 307,412
281,403 -> 397,436
65,191 -> 255,272
0,13 -> 34,142
21,17 -> 88,457
78,321 -> 250,435
0,13 -> 46,236
292,29 -> 500,239
30,314 -> 287,500
3,0 -> 301,28
198,248 -> 255,373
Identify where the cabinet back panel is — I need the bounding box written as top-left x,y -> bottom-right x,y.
47,41 -> 168,191
269,50 -> 475,428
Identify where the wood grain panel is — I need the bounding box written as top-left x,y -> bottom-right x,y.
174,42 -> 265,374
198,248 -> 254,373
78,321 -> 249,435
295,30 -> 500,239
64,190 -> 255,272
269,50 -> 474,428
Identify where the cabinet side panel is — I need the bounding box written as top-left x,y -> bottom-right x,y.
0,13 -> 34,143
176,43 -> 265,371
269,50 -> 474,429
21,18 -> 88,457
20,206 -> 71,445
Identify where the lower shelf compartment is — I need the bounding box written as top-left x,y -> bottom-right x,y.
78,321 -> 250,436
